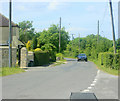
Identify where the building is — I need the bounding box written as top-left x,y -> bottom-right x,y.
0,13 -> 23,67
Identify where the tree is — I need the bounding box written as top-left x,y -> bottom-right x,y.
37,24 -> 69,53
64,34 -> 113,58
32,36 -> 37,50
18,21 -> 35,44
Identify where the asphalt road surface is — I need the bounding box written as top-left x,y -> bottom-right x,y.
2,58 -> 99,99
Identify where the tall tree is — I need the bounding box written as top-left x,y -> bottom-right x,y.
32,36 -> 37,50
37,24 -> 69,52
18,21 -> 35,44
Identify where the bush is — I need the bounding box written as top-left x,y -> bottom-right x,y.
49,51 -> 56,62
56,53 -> 64,60
26,40 -> 32,51
32,37 -> 37,50
112,54 -> 120,70
34,48 -> 42,52
34,50 -> 49,66
98,52 -> 120,70
98,53 -> 104,65
102,52 -> 114,68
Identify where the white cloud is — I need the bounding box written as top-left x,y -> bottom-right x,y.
47,0 -> 60,10
16,5 -> 26,11
86,5 -> 95,12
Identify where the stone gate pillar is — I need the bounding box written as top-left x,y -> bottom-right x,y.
20,47 -> 28,67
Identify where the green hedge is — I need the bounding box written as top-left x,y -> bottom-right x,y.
98,52 -> 120,70
98,53 -> 104,65
34,51 -> 49,66
56,53 -> 64,60
49,51 -> 56,62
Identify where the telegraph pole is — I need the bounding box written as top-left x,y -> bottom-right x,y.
79,34 -> 80,54
9,0 -> 12,67
109,0 -> 116,54
59,17 -> 61,53
72,34 -> 74,41
97,20 -> 99,44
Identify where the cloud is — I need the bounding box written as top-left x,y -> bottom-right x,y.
47,0 -> 60,10
17,5 -> 26,11
86,5 -> 95,12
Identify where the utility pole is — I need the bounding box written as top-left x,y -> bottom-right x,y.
79,34 -> 80,54
97,20 -> 99,44
109,0 -> 116,54
59,17 -> 61,53
9,0 -> 12,67
72,34 -> 74,56
72,34 -> 74,41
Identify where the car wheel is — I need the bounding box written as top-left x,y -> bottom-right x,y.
85,59 -> 87,62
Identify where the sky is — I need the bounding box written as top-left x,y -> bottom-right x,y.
0,0 -> 118,40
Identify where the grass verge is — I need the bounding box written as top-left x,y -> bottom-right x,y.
89,59 -> 118,76
0,67 -> 25,77
64,56 -> 76,59
51,59 -> 67,66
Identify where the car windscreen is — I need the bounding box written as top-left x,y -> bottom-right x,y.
79,54 -> 86,56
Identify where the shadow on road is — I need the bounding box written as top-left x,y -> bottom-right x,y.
65,58 -> 77,61
66,59 -> 77,61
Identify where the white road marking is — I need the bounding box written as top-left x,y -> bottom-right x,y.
87,87 -> 92,89
91,83 -> 95,86
94,79 -> 97,81
97,70 -> 100,74
81,70 -> 100,93
93,81 -> 97,83
83,89 -> 89,92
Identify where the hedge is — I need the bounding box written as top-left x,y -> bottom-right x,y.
98,53 -> 104,65
34,51 -> 49,66
98,52 -> 120,70
56,53 -> 64,60
49,51 -> 56,62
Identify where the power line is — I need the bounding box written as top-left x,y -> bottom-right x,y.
100,3 -> 108,29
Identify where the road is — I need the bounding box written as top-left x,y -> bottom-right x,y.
2,58 -> 118,99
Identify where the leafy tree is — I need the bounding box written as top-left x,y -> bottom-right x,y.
32,36 -> 37,50
64,34 -> 113,59
37,24 -> 69,53
18,21 -> 35,44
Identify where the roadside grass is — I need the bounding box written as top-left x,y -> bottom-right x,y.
51,59 -> 67,66
89,59 -> 118,76
0,67 -> 25,77
64,56 -> 76,59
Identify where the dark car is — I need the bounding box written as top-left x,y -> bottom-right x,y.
77,54 -> 87,62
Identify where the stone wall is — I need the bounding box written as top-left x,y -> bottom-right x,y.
20,48 -> 34,67
20,47 -> 28,67
0,46 -> 17,67
0,46 -> 34,68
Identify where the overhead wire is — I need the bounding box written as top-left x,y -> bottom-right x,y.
99,2 -> 108,37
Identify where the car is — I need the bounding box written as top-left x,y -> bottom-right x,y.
77,53 -> 87,62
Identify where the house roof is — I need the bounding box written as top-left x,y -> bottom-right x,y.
0,13 -> 19,27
